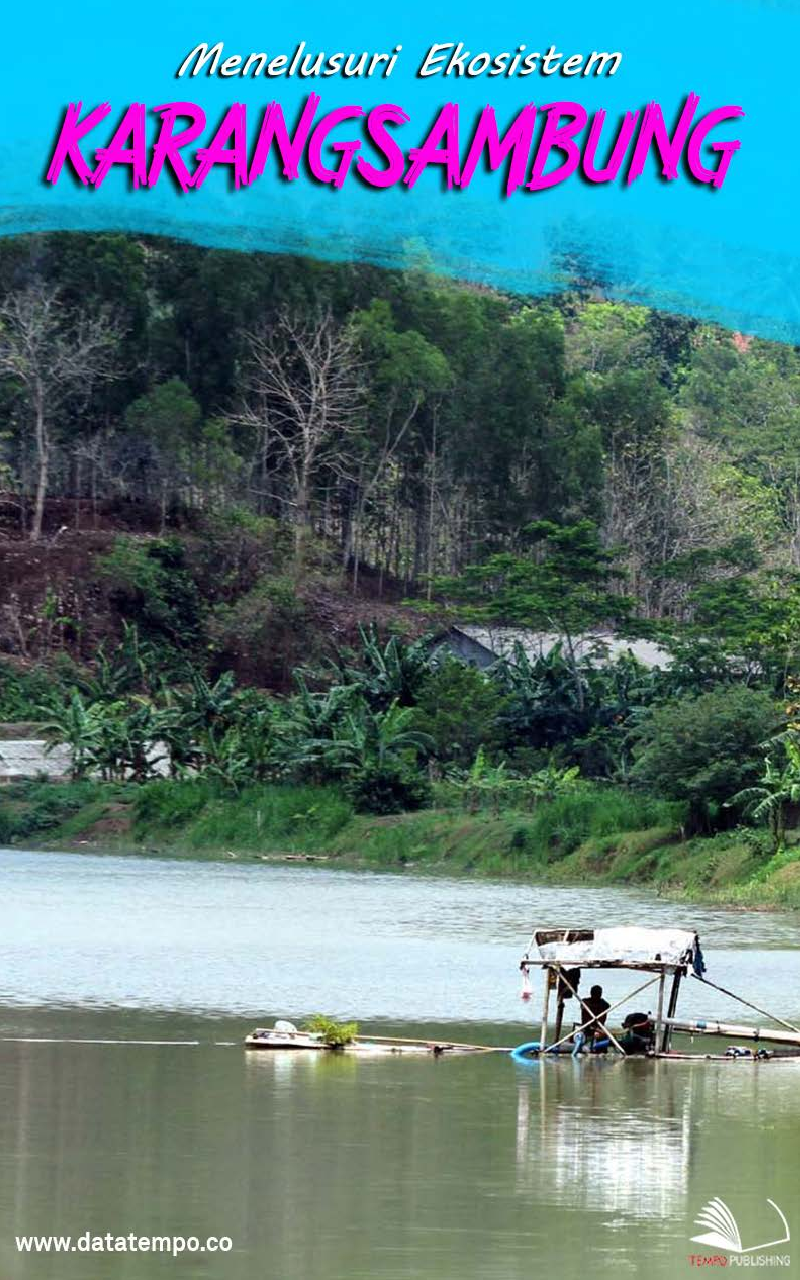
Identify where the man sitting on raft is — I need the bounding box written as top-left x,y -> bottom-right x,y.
581,984 -> 610,1050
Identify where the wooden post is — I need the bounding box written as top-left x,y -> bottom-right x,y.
552,963 -> 565,1043
554,998 -> 565,1045
654,970 -> 666,1055
540,965 -> 552,1050
663,969 -> 682,1052
544,971 -> 660,1057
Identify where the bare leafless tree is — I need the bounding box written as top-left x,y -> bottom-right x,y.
232,309 -> 364,561
0,285 -> 121,541
603,431 -> 786,619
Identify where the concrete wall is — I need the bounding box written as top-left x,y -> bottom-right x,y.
0,738 -> 171,781
0,740 -> 72,781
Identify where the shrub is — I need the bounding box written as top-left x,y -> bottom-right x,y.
191,509 -> 293,601
0,662 -> 62,720
410,659 -> 508,766
344,760 -> 433,815
208,575 -> 314,688
98,536 -> 205,652
630,685 -> 779,832
305,1015 -> 358,1047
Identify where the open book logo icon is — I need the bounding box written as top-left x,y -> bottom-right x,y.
691,1197 -> 790,1254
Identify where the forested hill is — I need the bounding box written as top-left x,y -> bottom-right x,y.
0,230 -> 799,687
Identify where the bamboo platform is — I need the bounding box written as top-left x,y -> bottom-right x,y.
665,1017 -> 800,1049
245,926 -> 800,1064
244,1029 -> 511,1055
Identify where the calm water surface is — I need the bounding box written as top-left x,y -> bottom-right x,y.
1,848 -> 799,1278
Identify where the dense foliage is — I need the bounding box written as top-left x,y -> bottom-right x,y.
4,233 -> 800,857
0,620 -> 794,845
1,232 -> 797,613
629,686 -> 779,833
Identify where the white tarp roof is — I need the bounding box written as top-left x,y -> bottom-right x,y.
529,926 -> 698,967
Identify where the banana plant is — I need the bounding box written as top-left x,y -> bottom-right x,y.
92,699 -> 169,782
315,699 -> 433,772
198,726 -> 253,793
733,733 -> 800,851
38,690 -> 109,780
328,625 -> 433,710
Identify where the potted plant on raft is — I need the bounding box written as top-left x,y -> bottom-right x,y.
304,1015 -> 359,1049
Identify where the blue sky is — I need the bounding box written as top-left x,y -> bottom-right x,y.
3,0 -> 799,338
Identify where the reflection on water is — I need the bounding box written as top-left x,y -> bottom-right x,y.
0,1028 -> 798,1280
515,1062 -> 691,1221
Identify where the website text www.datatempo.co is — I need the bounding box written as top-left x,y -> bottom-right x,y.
15,1232 -> 233,1256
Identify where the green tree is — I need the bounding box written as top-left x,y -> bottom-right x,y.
124,379 -> 203,528
436,520 -> 631,634
349,298 -> 451,586
564,301 -> 651,375
411,658 -> 508,767
630,685 -> 779,832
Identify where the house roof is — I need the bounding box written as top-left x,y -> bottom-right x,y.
449,625 -> 672,670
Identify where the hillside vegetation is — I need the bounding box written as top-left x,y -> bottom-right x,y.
3,233 -> 800,904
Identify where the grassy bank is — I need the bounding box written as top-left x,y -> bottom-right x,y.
3,777 -> 800,909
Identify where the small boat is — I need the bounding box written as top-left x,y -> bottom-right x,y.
245,1026 -> 330,1051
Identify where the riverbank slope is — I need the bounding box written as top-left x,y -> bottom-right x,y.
3,778 -> 800,909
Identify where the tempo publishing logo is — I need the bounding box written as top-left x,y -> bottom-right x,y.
687,1197 -> 791,1268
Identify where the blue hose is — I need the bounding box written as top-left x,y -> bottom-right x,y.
510,1040 -> 542,1061
510,1036 -> 612,1061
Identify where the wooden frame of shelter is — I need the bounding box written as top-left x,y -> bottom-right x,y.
519,925 -> 800,1060
520,927 -> 690,1056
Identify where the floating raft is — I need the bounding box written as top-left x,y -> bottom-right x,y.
666,1017 -> 800,1049
245,925 -> 800,1065
517,923 -> 800,1062
244,1027 -> 507,1055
